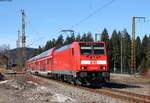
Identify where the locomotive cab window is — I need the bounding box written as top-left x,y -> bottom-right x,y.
80,43 -> 105,55
93,44 -> 105,55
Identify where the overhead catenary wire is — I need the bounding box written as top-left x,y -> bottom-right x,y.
26,12 -> 66,47
26,27 -> 64,47
27,0 -> 115,47
0,0 -> 12,1
70,0 -> 115,29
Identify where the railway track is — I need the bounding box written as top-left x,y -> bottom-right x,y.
6,73 -> 150,103
95,88 -> 150,103
37,75 -> 150,103
71,84 -> 150,103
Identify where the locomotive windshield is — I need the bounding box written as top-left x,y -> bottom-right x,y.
80,43 -> 105,55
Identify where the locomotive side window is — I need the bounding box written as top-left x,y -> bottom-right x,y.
80,43 -> 105,55
72,48 -> 74,56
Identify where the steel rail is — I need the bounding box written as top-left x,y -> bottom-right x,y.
6,73 -> 150,103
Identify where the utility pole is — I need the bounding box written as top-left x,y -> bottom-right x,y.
121,32 -> 123,74
120,29 -> 126,74
95,33 -> 101,42
17,30 -> 21,48
7,44 -> 10,69
16,30 -> 21,70
131,17 -> 145,74
20,10 -> 26,71
21,10 -> 26,48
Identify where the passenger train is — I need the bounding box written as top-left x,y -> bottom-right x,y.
26,42 -> 110,86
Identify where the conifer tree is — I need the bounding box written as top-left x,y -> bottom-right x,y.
81,33 -> 87,41
44,40 -> 52,51
37,45 -> 43,55
101,28 -> 109,48
140,35 -> 149,72
101,28 -> 113,71
142,35 -> 148,59
76,33 -> 81,41
51,39 -> 56,47
111,30 -> 121,72
146,35 -> 150,68
122,30 -> 131,73
64,33 -> 76,45
64,36 -> 71,45
86,32 -> 94,42
55,34 -> 64,48
70,33 -> 76,43
136,36 -> 142,71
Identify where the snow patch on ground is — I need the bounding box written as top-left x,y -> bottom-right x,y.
11,84 -> 19,89
0,80 -> 8,84
22,84 -> 77,103
27,81 -> 38,86
51,93 -> 76,103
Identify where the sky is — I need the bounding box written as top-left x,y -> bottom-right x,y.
0,0 -> 150,49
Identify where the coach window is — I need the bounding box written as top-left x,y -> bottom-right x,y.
72,48 -> 74,56
47,59 -> 50,64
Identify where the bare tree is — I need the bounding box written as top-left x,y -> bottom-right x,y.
0,44 -> 9,68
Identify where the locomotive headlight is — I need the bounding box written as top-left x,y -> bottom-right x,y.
81,66 -> 87,70
103,66 -> 106,70
100,66 -> 106,70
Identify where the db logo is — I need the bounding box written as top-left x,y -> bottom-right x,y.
91,61 -> 96,64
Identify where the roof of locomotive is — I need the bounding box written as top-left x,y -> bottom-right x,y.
27,41 -> 105,62
74,41 -> 105,43
55,41 -> 105,53
70,41 -> 105,47
27,48 -> 55,62
70,41 -> 105,45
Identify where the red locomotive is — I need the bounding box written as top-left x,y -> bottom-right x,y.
26,42 -> 110,86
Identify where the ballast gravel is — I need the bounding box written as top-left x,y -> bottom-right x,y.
35,76 -> 127,103
0,74 -> 127,103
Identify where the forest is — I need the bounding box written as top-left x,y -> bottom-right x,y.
33,28 -> 150,74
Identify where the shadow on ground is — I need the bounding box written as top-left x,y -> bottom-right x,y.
85,82 -> 142,89
102,82 -> 142,89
